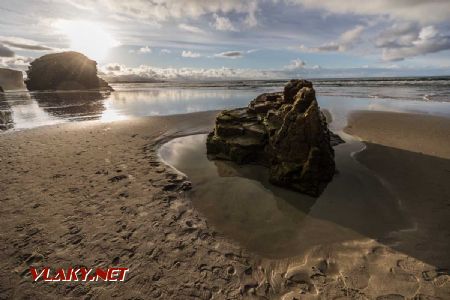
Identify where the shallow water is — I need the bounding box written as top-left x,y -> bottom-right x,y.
159,133 -> 413,258
1,80 -> 450,131
157,90 -> 450,258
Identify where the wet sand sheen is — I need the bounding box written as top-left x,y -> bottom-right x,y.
159,134 -> 411,258
1,109 -> 449,299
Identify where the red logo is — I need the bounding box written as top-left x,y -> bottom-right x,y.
30,267 -> 129,282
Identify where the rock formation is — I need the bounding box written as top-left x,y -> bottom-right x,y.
25,52 -> 112,91
206,79 -> 342,197
0,68 -> 26,90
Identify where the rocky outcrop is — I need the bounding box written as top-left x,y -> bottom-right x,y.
206,79 -> 342,197
25,52 -> 112,91
0,68 -> 26,90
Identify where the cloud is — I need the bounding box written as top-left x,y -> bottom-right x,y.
105,63 -> 121,71
3,1 -> 448,67
178,23 -> 205,34
182,50 -> 201,58
138,46 -> 152,53
0,44 -> 15,57
375,23 -> 419,48
0,55 -> 33,70
0,36 -> 53,52
2,41 -> 52,51
99,62 -> 450,82
243,0 -> 258,27
288,0 -> 450,23
379,25 -> 450,61
100,63 -> 274,81
299,25 -> 364,52
284,58 -> 306,70
212,14 -> 238,32
214,51 -> 243,58
72,0 -> 260,24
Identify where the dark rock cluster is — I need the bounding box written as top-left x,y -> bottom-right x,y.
25,52 -> 112,91
206,79 -> 342,197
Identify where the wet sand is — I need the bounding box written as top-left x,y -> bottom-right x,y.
346,110 -> 450,159
159,134 -> 411,259
0,110 -> 449,299
345,111 -> 450,268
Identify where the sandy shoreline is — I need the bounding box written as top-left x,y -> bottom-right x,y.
0,110 -> 449,299
346,110 -> 450,159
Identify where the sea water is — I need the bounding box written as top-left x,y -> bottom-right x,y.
1,77 -> 450,131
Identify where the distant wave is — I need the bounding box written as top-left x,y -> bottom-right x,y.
110,76 -> 450,103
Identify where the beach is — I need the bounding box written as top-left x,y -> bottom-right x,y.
2,0 -> 450,298
0,108 -> 448,299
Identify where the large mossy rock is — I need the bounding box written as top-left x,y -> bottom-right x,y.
206,79 -> 342,197
25,52 -> 112,91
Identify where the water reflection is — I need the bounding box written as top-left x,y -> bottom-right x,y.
159,134 -> 411,258
100,88 -> 261,121
33,91 -> 110,121
0,92 -> 13,130
0,84 -> 449,132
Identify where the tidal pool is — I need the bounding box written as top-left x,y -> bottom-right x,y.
159,134 -> 412,258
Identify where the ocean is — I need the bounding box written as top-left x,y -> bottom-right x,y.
1,76 -> 449,131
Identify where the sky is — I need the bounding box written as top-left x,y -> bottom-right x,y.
0,0 -> 450,80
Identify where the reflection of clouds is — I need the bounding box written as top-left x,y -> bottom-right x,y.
2,91 -> 65,130
318,96 -> 450,131
33,91 -> 109,120
101,88 -> 260,118
2,86 -> 450,132
316,82 -> 450,102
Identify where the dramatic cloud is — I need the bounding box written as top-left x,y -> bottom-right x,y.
380,25 -> 450,61
1,0 -> 449,72
214,51 -> 243,59
69,0 -> 260,23
181,50 -> 201,58
138,46 -> 152,54
0,44 -> 15,57
299,25 -> 364,52
284,58 -> 306,70
289,0 -> 450,23
212,14 -> 238,31
178,23 -> 205,34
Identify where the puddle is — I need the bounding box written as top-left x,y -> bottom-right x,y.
159,134 -> 412,259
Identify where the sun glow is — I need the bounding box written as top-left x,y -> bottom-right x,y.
55,20 -> 119,61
